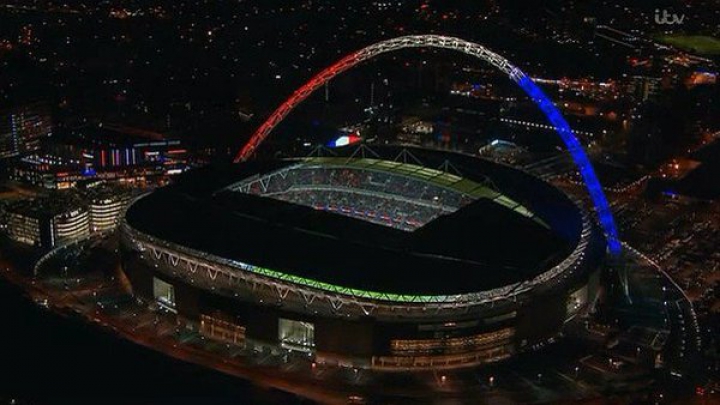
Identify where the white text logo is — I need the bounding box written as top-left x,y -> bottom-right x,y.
654,9 -> 685,25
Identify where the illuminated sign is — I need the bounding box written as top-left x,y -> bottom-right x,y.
328,133 -> 361,148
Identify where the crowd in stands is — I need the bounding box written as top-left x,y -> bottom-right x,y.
243,166 -> 475,231
273,189 -> 449,231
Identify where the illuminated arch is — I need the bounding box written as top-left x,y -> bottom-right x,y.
234,35 -> 621,254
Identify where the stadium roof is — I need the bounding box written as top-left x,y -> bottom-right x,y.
125,151 -> 593,296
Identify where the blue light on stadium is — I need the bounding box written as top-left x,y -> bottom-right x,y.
514,73 -> 622,255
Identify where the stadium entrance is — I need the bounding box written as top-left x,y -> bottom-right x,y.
279,318 -> 315,353
153,277 -> 176,312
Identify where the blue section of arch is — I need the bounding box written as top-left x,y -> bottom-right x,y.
514,73 -> 621,255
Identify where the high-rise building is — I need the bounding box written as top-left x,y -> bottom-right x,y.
0,103 -> 53,159
631,76 -> 661,102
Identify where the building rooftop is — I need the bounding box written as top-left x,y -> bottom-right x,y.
6,192 -> 86,219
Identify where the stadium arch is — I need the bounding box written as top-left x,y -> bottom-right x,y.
233,35 -> 621,254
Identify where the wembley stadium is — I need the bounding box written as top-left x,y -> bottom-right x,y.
119,146 -> 607,370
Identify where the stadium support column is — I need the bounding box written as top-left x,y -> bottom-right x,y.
606,250 -> 632,304
620,257 -> 631,304
615,242 -> 633,304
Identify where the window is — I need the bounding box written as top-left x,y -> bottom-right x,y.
153,277 -> 176,312
200,314 -> 246,346
278,318 -> 315,352
566,285 -> 589,318
391,328 -> 515,355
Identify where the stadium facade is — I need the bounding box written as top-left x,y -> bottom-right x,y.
120,147 -> 607,370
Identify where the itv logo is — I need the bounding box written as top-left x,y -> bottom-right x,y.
654,9 -> 686,25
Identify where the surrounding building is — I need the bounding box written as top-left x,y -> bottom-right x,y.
2,185 -> 133,249
5,210 -> 43,246
52,207 -> 90,247
0,103 -> 53,159
88,185 -> 134,233
4,193 -> 88,249
7,126 -> 189,189
631,76 -> 662,102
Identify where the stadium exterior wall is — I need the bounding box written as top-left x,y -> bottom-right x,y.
119,219 -> 603,370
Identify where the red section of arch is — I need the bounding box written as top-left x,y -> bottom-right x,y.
234,51 -> 361,162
